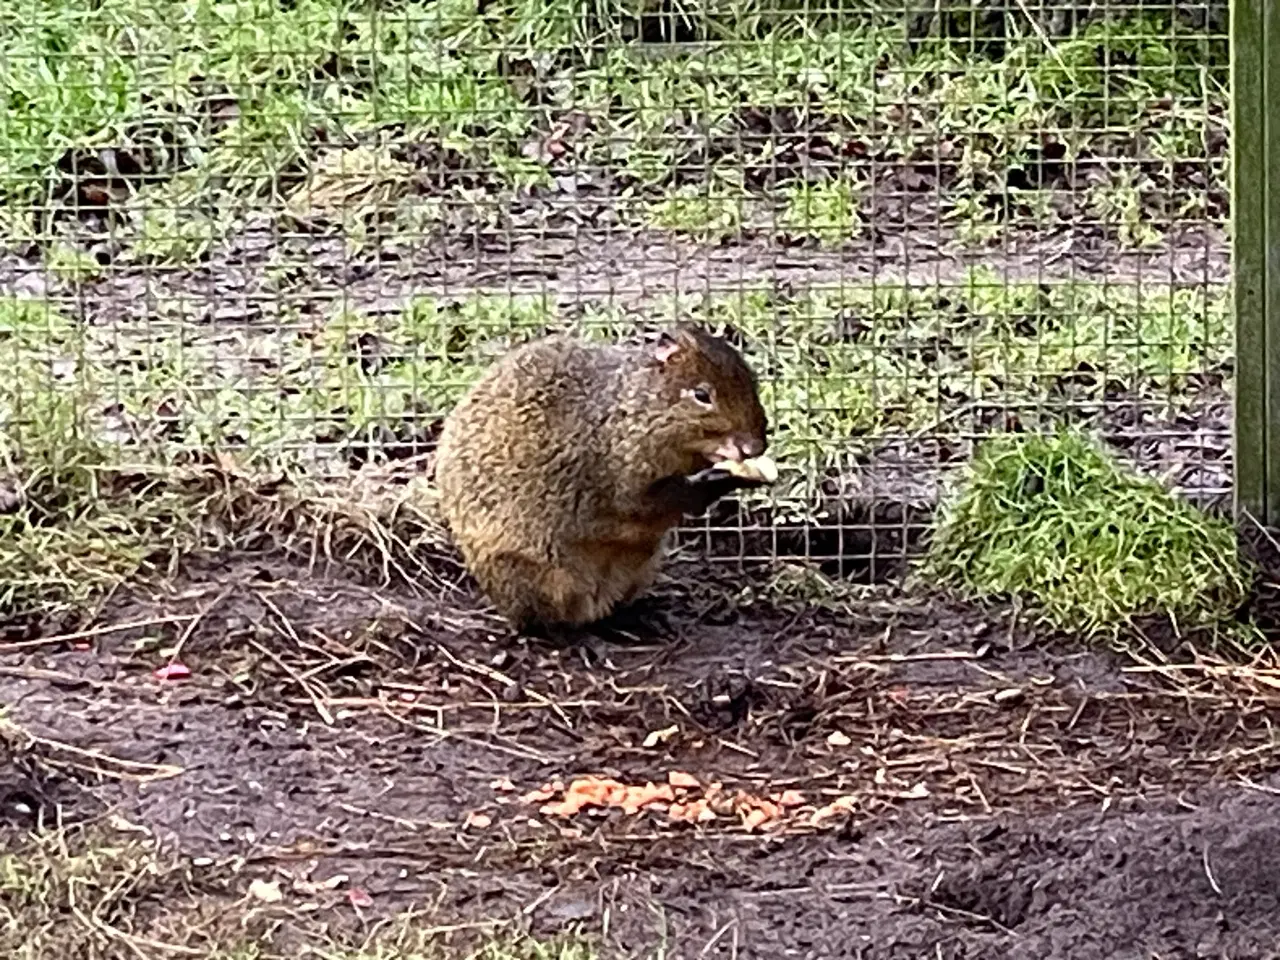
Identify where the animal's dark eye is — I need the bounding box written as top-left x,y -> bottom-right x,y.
692,386 -> 713,406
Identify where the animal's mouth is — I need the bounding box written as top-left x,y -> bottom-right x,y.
698,436 -> 760,465
688,438 -> 775,483
709,439 -> 746,462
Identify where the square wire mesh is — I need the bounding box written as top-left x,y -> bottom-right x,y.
0,0 -> 1230,582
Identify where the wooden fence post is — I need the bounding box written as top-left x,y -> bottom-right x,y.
1233,0 -> 1280,521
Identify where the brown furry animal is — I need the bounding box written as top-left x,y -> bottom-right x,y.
434,324 -> 772,632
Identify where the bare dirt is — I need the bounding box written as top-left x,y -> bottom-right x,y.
4,547 -> 1280,959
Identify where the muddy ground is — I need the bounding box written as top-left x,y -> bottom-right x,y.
4,545 -> 1280,959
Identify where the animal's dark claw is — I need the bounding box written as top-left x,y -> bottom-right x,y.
687,465 -> 770,490
686,465 -> 737,485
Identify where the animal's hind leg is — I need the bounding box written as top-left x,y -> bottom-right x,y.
592,549 -> 674,638
474,552 -> 612,633
618,549 -> 662,605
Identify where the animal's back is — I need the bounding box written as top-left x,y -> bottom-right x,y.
434,336 -> 625,624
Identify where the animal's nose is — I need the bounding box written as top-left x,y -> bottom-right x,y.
739,435 -> 764,458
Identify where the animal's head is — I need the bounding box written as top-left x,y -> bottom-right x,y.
648,324 -> 768,468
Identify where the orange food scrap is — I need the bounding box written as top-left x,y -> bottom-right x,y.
810,795 -> 858,824
536,776 -> 675,818
540,776 -> 628,816
733,794 -> 784,831
755,800 -> 782,821
620,782 -> 675,815
521,782 -> 560,804
669,798 -> 715,823
528,773 -> 809,830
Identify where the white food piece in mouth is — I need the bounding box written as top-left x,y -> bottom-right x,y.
713,454 -> 778,484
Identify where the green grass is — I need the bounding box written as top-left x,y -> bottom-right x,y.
780,176 -> 863,246
645,179 -> 746,239
43,243 -> 104,283
290,931 -> 596,960
2,0 -> 532,261
1,1 -> 1226,256
0,296 -> 204,617
0,295 -> 453,621
471,937 -> 595,960
923,429 -> 1249,639
1,0 -> 525,194
331,933 -> 596,960
584,13 -> 1224,246
0,816 -> 595,960
0,265 -> 1229,514
0,822 -> 234,960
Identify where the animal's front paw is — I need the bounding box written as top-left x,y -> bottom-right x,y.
685,466 -> 738,489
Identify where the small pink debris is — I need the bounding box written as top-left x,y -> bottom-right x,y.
72,642 -> 91,652
347,888 -> 374,909
465,811 -> 493,829
153,663 -> 191,682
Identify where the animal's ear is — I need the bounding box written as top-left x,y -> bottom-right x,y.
652,329 -> 683,364
652,325 -> 702,364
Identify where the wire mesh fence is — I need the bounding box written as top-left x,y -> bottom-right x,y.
0,0 -> 1230,582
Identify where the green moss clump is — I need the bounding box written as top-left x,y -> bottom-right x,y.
923,428 -> 1250,639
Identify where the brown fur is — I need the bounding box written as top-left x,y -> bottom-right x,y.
434,324 -> 768,631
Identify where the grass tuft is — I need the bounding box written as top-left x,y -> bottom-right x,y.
0,816 -> 593,960
0,451 -> 454,625
923,429 -> 1250,639
0,295 -> 460,624
780,176 -> 863,246
0,823 -> 245,959
302,930 -> 596,960
471,935 -> 597,960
